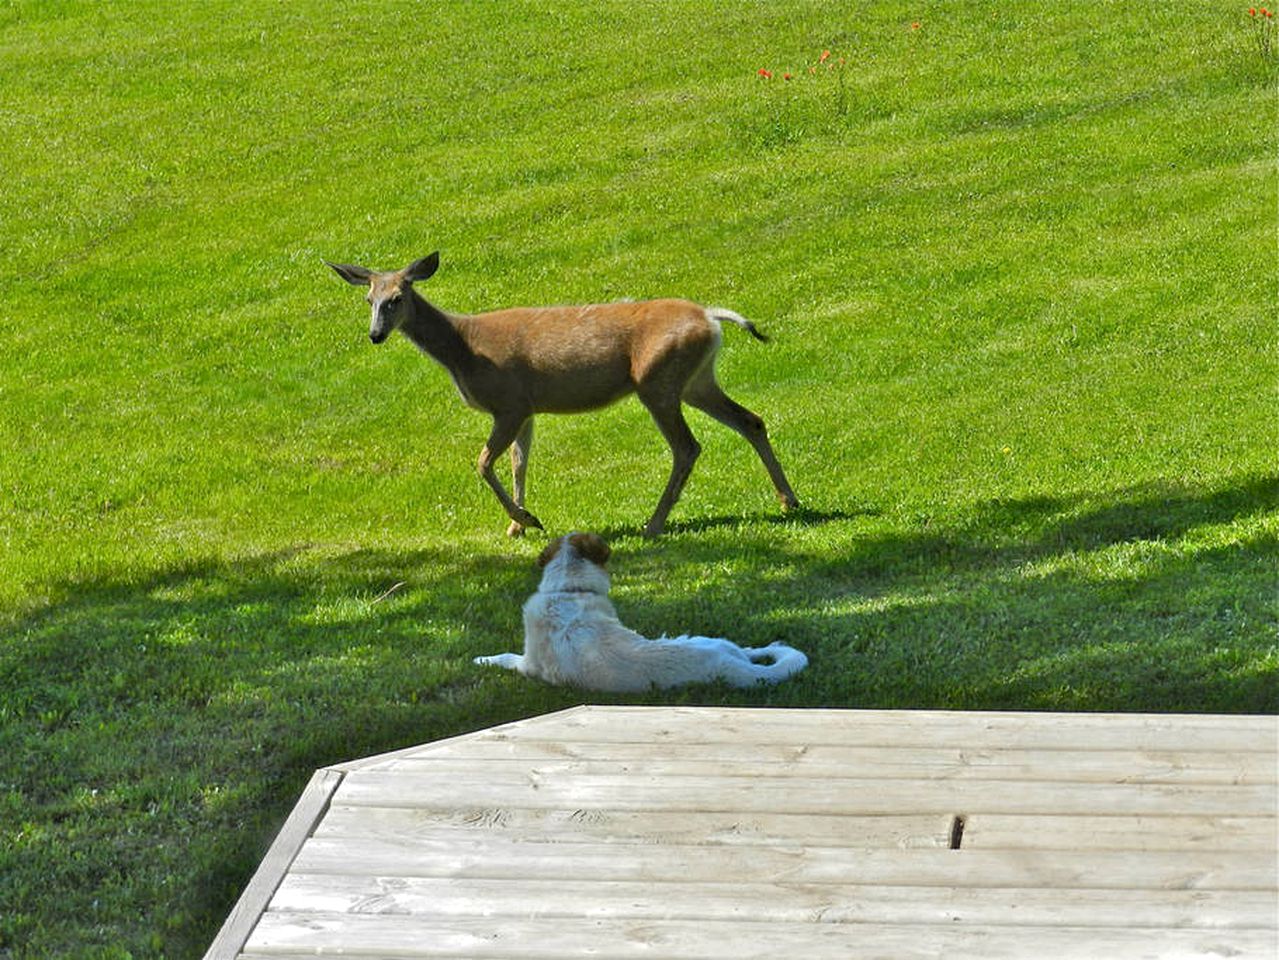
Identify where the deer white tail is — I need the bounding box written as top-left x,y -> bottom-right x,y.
706,306 -> 769,342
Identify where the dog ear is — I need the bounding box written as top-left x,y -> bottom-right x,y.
568,532 -> 611,567
537,538 -> 565,569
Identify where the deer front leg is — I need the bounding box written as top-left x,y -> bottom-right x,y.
477,414 -> 544,534
506,419 -> 535,538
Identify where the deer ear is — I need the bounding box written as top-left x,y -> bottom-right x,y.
325,261 -> 374,286
404,252 -> 440,283
568,533 -> 611,567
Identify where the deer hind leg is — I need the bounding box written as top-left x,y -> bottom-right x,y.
684,374 -> 799,510
506,419 -> 535,538
478,413 -> 544,534
638,392 -> 701,537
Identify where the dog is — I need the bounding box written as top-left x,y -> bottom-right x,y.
473,532 -> 808,692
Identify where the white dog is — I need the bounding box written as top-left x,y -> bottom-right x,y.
474,532 -> 808,692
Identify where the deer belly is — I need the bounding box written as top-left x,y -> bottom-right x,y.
521,352 -> 636,414
532,372 -> 635,413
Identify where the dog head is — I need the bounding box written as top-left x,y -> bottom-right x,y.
536,532 -> 611,594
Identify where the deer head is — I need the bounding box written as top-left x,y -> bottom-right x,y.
326,252 -> 440,343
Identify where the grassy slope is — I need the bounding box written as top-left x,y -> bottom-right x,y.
0,1 -> 1274,955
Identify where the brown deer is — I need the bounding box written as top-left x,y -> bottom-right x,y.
325,252 -> 799,537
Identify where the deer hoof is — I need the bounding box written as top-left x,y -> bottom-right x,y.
512,508 -> 543,531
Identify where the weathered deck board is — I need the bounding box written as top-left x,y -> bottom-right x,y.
266,874 -> 1278,929
289,835 -> 1276,889
332,770 -> 1275,817
207,706 -> 1279,960
373,741 -> 1278,784
393,706 -> 1274,751
315,805 -> 958,849
241,914 -> 1277,960
314,804 -> 1269,851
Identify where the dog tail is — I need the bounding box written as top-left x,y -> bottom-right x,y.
745,642 -> 808,684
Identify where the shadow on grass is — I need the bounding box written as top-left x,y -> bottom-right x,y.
0,474 -> 1274,956
0,545 -> 579,957
613,473 -> 1278,715
597,504 -> 879,539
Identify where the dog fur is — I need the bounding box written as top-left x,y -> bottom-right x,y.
473,533 -> 808,692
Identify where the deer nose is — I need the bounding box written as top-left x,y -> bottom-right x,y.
369,306 -> 392,343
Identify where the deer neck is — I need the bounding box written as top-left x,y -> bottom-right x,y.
399,290 -> 473,372
399,290 -> 487,410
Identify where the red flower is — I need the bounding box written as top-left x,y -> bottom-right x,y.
820,49 -> 831,62
758,68 -> 772,79
783,72 -> 792,80
1266,8 -> 1274,16
911,21 -> 921,30
1250,6 -> 1257,14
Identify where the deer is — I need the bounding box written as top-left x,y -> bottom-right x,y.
325,252 -> 799,537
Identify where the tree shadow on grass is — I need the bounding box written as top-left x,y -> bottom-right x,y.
0,474 -> 1274,955
0,545 -> 579,957
610,473 -> 1277,716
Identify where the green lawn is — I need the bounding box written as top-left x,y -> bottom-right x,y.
1,1 -> 1275,956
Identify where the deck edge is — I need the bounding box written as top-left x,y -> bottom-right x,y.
202,767 -> 345,960
331,704 -> 597,772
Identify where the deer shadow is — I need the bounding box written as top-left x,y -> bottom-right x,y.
595,504 -> 878,540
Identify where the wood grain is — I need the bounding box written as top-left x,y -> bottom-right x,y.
208,706 -> 1278,960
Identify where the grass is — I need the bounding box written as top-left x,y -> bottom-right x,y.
0,0 -> 1275,955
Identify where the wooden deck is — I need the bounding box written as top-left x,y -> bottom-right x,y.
206,706 -> 1278,959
